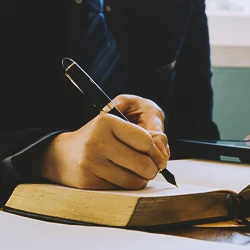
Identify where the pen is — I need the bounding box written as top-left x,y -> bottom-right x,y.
62,57 -> 177,187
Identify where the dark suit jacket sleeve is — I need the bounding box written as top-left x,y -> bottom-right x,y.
0,129 -> 66,206
167,0 -> 220,159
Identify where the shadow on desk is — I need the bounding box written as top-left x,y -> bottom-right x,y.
162,227 -> 250,246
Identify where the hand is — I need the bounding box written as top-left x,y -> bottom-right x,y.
113,94 -> 170,167
40,95 -> 169,190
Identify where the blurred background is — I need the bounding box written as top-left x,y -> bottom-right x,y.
206,0 -> 250,140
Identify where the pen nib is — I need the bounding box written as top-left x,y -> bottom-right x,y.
160,168 -> 178,187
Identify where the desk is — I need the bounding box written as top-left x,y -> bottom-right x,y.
1,209 -> 249,246
1,211 -> 249,250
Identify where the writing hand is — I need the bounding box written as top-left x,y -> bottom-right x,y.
113,94 -> 170,170
40,96 -> 168,190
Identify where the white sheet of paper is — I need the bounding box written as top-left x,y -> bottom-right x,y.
156,159 -> 250,193
75,181 -> 223,197
0,212 -> 247,250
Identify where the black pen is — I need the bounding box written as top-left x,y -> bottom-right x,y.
62,57 -> 177,188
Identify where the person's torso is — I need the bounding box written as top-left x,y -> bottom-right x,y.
0,0 -> 196,132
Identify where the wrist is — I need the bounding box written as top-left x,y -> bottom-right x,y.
39,132 -> 72,183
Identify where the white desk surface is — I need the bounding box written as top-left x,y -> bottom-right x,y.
0,212 -> 247,250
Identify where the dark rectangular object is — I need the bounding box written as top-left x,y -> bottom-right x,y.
176,139 -> 250,162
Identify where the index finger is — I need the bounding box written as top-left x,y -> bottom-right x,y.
113,94 -> 165,132
105,114 -> 169,171
105,113 -> 155,155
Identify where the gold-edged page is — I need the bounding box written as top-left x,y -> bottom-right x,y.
194,219 -> 248,228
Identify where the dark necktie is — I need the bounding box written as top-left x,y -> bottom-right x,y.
85,0 -> 124,97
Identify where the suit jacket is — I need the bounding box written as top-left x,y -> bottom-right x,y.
0,0 -> 219,205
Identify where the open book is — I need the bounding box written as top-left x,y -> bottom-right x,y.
3,159 -> 250,228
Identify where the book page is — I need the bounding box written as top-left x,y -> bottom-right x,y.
155,159 -> 250,193
80,181 -> 230,198
0,212 -> 245,250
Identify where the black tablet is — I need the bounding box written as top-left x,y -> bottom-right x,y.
176,139 -> 250,162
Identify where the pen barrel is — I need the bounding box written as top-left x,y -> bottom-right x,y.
105,106 -> 128,121
65,60 -> 128,121
66,63 -> 112,110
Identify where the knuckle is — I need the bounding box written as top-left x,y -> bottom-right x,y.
144,133 -> 154,153
145,98 -> 164,116
96,112 -> 111,125
155,106 -> 165,120
117,174 -> 147,190
155,133 -> 168,147
126,178 -> 148,190
162,133 -> 168,144
113,94 -> 124,102
78,139 -> 102,168
138,156 -> 157,180
155,157 -> 168,171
